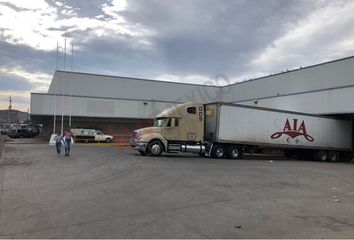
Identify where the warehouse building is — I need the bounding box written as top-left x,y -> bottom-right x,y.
31,71 -> 220,140
31,56 -> 354,141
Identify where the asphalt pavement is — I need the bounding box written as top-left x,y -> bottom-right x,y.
0,143 -> 354,238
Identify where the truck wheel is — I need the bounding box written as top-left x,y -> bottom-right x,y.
211,145 -> 225,159
227,146 -> 241,159
106,138 -> 112,143
328,151 -> 338,162
147,140 -> 163,156
315,151 -> 327,161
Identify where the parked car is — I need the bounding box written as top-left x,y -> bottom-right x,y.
0,128 -> 6,135
70,128 -> 114,143
8,129 -> 36,138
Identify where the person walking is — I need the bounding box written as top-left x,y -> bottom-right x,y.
54,131 -> 63,157
64,128 -> 73,156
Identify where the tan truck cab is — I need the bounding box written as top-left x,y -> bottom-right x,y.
130,102 -> 205,156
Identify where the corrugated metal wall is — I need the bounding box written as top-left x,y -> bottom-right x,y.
33,56 -> 354,118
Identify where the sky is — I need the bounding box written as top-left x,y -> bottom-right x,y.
0,0 -> 354,111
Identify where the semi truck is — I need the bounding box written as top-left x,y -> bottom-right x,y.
130,102 -> 352,161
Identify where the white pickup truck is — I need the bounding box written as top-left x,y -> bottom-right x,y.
71,129 -> 114,143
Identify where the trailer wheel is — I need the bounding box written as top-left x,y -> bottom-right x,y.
147,140 -> 163,156
328,151 -> 338,162
211,145 -> 225,159
315,151 -> 328,161
227,146 -> 241,159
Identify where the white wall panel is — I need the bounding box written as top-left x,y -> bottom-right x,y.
236,86 -> 354,114
31,93 -> 182,119
35,57 -> 354,118
48,71 -> 220,104
221,57 -> 354,103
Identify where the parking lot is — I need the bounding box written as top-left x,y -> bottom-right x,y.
0,141 -> 354,238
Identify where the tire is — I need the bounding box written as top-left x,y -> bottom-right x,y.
227,146 -> 241,159
328,151 -> 338,162
211,145 -> 225,159
315,151 -> 327,161
106,138 -> 112,143
147,140 -> 163,156
139,150 -> 147,156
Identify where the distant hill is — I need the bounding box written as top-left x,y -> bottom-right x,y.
0,109 -> 29,123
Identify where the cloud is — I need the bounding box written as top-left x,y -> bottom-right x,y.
2,0 -> 50,10
0,67 -> 52,92
101,0 -> 127,17
251,1 -> 354,73
0,0 -> 354,112
117,0 -> 319,77
0,90 -> 31,111
0,0 -> 149,51
0,65 -> 52,111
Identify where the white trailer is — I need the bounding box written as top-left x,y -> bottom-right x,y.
204,103 -> 352,160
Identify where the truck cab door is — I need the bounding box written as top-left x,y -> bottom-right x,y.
163,118 -> 180,141
95,131 -> 103,141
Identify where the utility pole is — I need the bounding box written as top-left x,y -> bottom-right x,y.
27,108 -> 30,123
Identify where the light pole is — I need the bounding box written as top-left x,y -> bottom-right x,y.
8,96 -> 12,126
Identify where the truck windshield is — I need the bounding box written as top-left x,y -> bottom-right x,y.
153,118 -> 167,127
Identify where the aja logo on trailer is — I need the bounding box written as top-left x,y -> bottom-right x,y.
271,119 -> 314,142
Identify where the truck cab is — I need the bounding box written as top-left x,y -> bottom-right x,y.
131,102 -> 205,156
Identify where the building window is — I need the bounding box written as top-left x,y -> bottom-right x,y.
175,118 -> 179,127
186,106 -> 196,114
